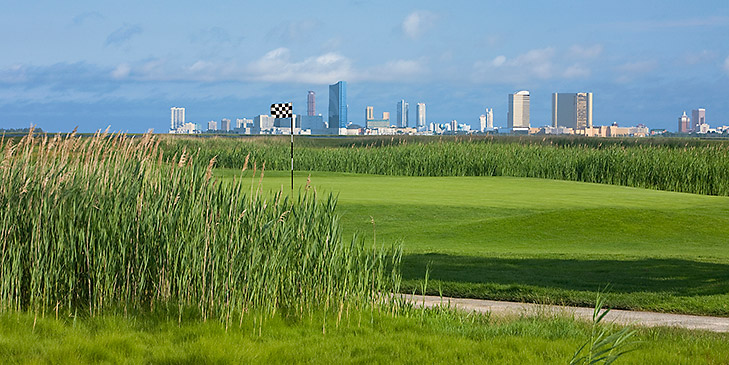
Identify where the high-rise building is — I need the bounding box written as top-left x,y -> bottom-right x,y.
382,112 -> 390,121
691,108 -> 706,132
508,91 -> 530,129
328,81 -> 347,129
207,120 -> 217,131
416,103 -> 426,130
678,111 -> 691,133
307,91 -> 316,116
479,115 -> 487,132
552,93 -> 593,129
170,107 -> 185,130
366,106 -> 374,121
397,99 -> 409,128
221,118 -> 231,132
485,108 -> 494,130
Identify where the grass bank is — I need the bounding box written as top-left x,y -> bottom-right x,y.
1,309 -> 727,363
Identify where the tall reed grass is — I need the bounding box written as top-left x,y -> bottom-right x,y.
0,129 -> 401,324
160,135 -> 729,196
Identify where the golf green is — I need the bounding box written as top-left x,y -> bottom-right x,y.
218,169 -> 729,315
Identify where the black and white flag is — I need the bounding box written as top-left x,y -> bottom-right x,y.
270,103 -> 293,119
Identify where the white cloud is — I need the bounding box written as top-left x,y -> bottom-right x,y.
617,60 -> 657,73
724,55 -> 729,75
563,64 -> 591,79
364,59 -> 428,81
402,11 -> 436,39
110,63 -> 131,79
247,48 -> 354,84
568,45 -> 603,59
491,55 -> 506,67
473,47 -> 600,83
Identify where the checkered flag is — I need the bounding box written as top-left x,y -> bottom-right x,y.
270,102 -> 293,119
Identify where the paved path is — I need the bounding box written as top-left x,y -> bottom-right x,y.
406,295 -> 729,333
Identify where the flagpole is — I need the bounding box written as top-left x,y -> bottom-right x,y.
290,114 -> 294,191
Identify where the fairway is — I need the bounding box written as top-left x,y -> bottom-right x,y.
218,169 -> 729,316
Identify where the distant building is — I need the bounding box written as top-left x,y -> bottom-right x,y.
397,100 -> 409,128
552,93 -> 593,129
416,103 -> 426,130
383,111 -> 390,121
508,91 -> 530,129
366,106 -> 374,121
207,120 -> 217,131
170,107 -> 185,130
220,118 -> 231,132
170,122 -> 198,134
328,81 -> 347,129
367,119 -> 390,129
299,115 -> 327,132
307,91 -> 316,116
485,108 -> 494,130
678,111 -> 691,133
479,115 -> 487,132
254,115 -> 275,132
236,118 -> 252,129
691,108 -> 706,133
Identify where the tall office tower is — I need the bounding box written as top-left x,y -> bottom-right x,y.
552,93 -> 593,129
307,91 -> 316,116
366,106 -> 374,121
170,107 -> 185,130
678,111 -> 691,133
508,91 -> 530,129
397,99 -> 409,128
479,115 -> 487,132
328,81 -> 347,129
382,112 -> 390,121
207,120 -> 217,131
486,108 -> 494,130
221,118 -> 231,132
416,103 -> 426,130
691,108 -> 706,132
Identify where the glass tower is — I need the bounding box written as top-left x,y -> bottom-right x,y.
328,81 -> 347,129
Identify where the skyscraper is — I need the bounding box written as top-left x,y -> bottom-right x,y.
207,120 -> 217,131
221,118 -> 231,132
416,103 -> 426,130
366,106 -> 374,121
486,108 -> 494,130
552,92 -> 593,129
307,91 -> 316,116
508,91 -> 530,129
678,111 -> 691,133
328,81 -> 347,129
397,99 -> 409,128
170,107 -> 185,130
691,108 -> 706,132
479,115 -> 487,132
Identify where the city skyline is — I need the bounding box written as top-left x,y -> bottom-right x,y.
1,1 -> 728,133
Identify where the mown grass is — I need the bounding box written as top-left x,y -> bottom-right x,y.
1,308 -> 727,364
217,170 -> 729,316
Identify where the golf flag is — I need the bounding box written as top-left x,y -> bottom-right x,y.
270,103 -> 293,119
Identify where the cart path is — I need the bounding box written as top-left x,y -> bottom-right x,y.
406,295 -> 729,333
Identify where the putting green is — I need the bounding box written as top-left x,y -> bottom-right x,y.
217,169 -> 729,315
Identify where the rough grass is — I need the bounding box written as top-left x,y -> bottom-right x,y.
0,309 -> 727,364
216,170 -> 729,316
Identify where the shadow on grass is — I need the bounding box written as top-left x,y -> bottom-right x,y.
401,253 -> 729,315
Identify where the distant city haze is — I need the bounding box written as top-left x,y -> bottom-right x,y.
1,1 -> 728,133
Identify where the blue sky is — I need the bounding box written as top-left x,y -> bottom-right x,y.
1,0 -> 728,132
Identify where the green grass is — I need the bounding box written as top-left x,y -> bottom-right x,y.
216,169 -> 729,316
1,309 -> 727,364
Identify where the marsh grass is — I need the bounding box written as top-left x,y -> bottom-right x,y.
160,135 -> 729,196
0,129 -> 402,326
